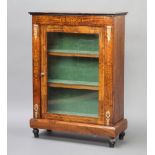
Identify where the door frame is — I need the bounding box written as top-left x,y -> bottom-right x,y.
40,25 -> 105,125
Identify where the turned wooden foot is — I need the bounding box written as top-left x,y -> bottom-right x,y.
119,131 -> 125,140
108,138 -> 116,148
33,128 -> 39,138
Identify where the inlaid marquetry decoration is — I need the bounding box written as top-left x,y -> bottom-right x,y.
106,26 -> 112,42
105,110 -> 111,126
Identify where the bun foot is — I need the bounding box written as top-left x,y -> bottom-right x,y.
119,131 -> 125,140
33,128 -> 39,138
108,138 -> 116,148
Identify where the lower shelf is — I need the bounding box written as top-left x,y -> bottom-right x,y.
30,118 -> 128,138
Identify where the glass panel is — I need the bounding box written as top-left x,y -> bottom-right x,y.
48,56 -> 98,86
47,32 -> 99,117
47,32 -> 99,55
48,88 -> 98,117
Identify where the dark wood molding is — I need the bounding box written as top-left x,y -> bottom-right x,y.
29,12 -> 128,16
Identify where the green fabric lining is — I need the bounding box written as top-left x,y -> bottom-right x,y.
48,88 -> 98,117
48,56 -> 99,83
47,32 -> 99,54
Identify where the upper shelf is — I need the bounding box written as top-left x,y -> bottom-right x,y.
29,12 -> 128,16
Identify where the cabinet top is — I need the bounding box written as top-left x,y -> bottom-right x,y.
28,12 -> 128,16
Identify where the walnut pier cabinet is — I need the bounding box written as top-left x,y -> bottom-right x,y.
29,12 -> 128,147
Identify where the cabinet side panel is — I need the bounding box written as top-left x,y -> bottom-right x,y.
32,17 -> 41,119
112,16 -> 125,123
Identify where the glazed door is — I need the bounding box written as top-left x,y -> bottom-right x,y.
40,25 -> 105,125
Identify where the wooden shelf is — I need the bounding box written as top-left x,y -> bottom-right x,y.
48,79 -> 98,90
48,51 -> 99,58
